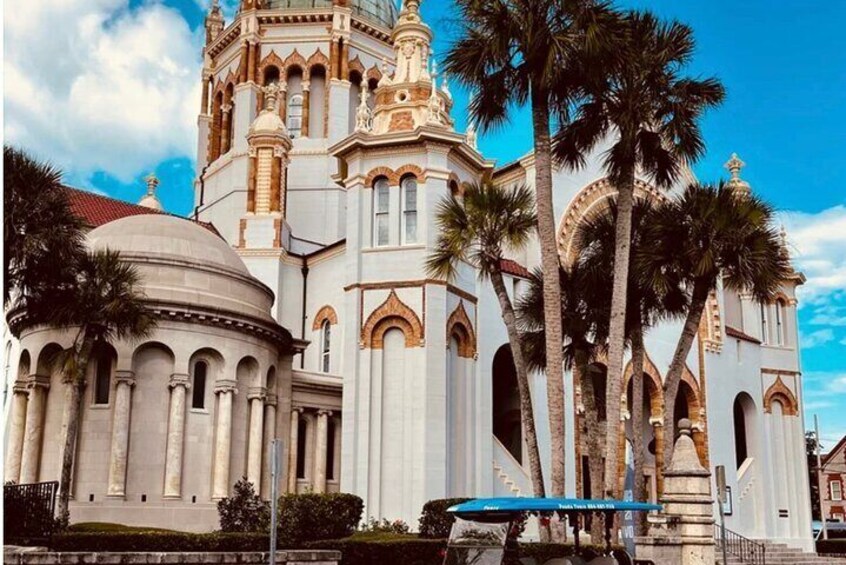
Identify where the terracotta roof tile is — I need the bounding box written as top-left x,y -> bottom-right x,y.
725,325 -> 762,344
64,187 -> 219,235
500,258 -> 531,279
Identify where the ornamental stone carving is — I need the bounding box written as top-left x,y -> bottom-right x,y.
446,301 -> 476,358
763,376 -> 799,416
361,290 -> 424,349
312,305 -> 339,330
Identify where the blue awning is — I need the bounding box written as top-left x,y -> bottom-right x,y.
448,498 -> 661,515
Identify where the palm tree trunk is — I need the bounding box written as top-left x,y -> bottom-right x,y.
530,88 -> 567,509
603,171 -> 635,500
57,334 -> 94,525
575,347 -> 604,545
661,283 -> 710,472
630,320 -> 647,535
489,268 -> 547,488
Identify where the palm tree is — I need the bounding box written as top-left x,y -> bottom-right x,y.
638,183 -> 790,471
24,249 -> 155,523
4,146 -> 84,304
445,0 -> 620,506
554,11 -> 725,498
426,182 -> 547,507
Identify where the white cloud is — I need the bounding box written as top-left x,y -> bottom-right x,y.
800,328 -> 835,349
4,0 -> 202,182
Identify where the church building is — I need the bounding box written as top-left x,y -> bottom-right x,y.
3,0 -> 814,552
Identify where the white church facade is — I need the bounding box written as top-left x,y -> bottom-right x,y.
3,0 -> 813,551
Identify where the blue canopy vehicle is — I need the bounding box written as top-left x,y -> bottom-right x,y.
444,498 -> 661,565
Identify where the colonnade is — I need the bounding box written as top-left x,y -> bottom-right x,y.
287,407 -> 338,494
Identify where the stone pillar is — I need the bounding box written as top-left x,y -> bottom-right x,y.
4,383 -> 29,483
247,150 -> 257,212
261,394 -> 278,500
212,380 -> 237,499
301,81 -> 310,137
270,152 -> 282,213
340,42 -> 350,81
651,417 -> 665,496
279,80 -> 288,121
330,40 -> 340,79
19,375 -> 50,484
220,104 -> 233,154
247,41 -> 257,83
239,40 -> 249,83
201,72 -> 211,115
636,419 -> 715,565
314,410 -> 331,494
106,371 -> 136,497
163,373 -> 190,498
246,387 -> 266,490
287,407 -> 302,493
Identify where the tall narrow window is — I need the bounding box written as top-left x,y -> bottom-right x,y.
401,176 -> 417,244
373,178 -> 390,246
326,420 -> 336,481
296,418 -> 308,479
321,320 -> 331,373
94,356 -> 111,405
287,94 -> 303,138
760,303 -> 769,344
832,480 -> 843,501
192,361 -> 207,409
776,300 -> 785,346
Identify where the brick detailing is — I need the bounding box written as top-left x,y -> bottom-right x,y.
312,305 -> 339,331
348,56 -> 366,79
394,164 -> 424,182
361,290 -> 424,349
388,111 -> 414,132
364,165 -> 426,188
763,376 -> 799,416
446,301 -> 476,358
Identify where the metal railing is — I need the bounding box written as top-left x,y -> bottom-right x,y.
715,526 -> 766,565
4,481 -> 59,543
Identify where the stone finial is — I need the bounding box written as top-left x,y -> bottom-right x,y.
724,152 -> 751,197
262,82 -> 280,112
355,80 -> 373,133
378,58 -> 391,87
666,418 -> 706,474
138,173 -> 163,211
466,122 -> 478,150
441,72 -> 452,100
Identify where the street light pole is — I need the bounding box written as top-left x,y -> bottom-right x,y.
269,439 -> 283,565
815,415 -> 827,541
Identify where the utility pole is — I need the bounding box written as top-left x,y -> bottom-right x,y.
269,439 -> 283,565
815,415 -> 827,541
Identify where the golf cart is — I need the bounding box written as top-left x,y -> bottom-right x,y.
443,497 -> 661,565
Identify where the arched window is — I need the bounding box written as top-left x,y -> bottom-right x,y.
775,299 -> 785,346
321,319 -> 331,373
733,397 -> 748,468
373,178 -> 390,246
492,345 -> 522,464
94,355 -> 111,405
263,66 -> 280,86
401,176 -> 418,244
287,93 -> 303,138
760,302 -> 769,344
192,361 -> 208,409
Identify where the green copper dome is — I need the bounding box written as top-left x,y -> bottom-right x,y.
265,0 -> 398,29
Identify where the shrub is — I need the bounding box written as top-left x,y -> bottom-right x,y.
818,539 -> 846,555
306,536 -> 445,565
277,492 -> 363,545
218,478 -> 270,532
418,498 -> 471,539
50,532 -> 269,552
67,522 -> 176,533
359,517 -> 411,535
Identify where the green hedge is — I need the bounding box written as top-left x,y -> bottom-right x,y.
307,536 -> 445,565
51,532 -> 269,552
418,498 -> 471,539
278,492 -> 363,545
818,539 -> 846,554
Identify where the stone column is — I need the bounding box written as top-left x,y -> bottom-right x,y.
220,104 -> 233,154
4,383 -> 29,483
163,373 -> 190,498
247,41 -> 257,83
201,72 -> 211,115
212,380 -> 237,499
651,417 -> 665,496
106,371 -> 136,497
246,386 -> 266,490
301,81 -> 310,137
19,375 -> 50,484
279,80 -> 288,121
340,42 -> 350,81
261,394 -> 278,500
239,40 -> 249,83
330,40 -> 340,79
314,410 -> 331,494
287,407 -> 302,493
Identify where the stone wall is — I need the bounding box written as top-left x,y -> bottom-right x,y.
3,548 -> 340,565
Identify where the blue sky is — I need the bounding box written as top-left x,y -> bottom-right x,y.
5,0 -> 845,446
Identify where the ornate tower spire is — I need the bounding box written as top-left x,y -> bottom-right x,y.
724,153 -> 751,197
138,173 -> 163,210
205,0 -> 225,44
246,83 -> 292,219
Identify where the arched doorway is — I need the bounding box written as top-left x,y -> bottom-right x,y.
492,345 -> 521,464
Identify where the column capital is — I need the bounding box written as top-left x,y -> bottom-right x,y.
291,406 -> 304,415
317,409 -> 333,418
221,103 -> 233,113
265,393 -> 278,407
12,382 -> 29,395
115,370 -> 136,387
302,80 -> 311,92
247,386 -> 267,401
26,374 -> 51,390
214,379 -> 238,394
649,416 -> 664,427
169,373 -> 191,389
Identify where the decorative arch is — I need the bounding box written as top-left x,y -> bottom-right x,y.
284,49 -> 308,78
447,173 -> 462,196
306,48 -> 329,73
395,164 -> 426,182
361,290 -> 424,349
623,354 -> 664,416
365,166 -> 398,187
35,343 -> 63,376
446,301 -> 476,358
556,177 -> 668,264
348,55 -> 366,79
763,377 -> 799,416
312,305 -> 339,331
258,50 -> 285,82
365,64 -> 383,83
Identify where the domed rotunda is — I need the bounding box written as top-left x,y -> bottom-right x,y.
5,214 -> 297,531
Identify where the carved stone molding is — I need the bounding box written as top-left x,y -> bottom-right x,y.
360,290 -> 424,349
312,305 -> 339,331
446,301 -> 476,358
763,376 -> 799,416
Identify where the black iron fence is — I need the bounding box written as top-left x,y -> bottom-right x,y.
4,481 -> 59,543
715,526 -> 766,565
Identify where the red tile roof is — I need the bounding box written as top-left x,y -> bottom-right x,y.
64,187 -> 218,235
500,258 -> 532,279
725,325 -> 762,344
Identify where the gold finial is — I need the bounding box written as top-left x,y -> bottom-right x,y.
725,153 -> 745,180
144,173 -> 160,196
